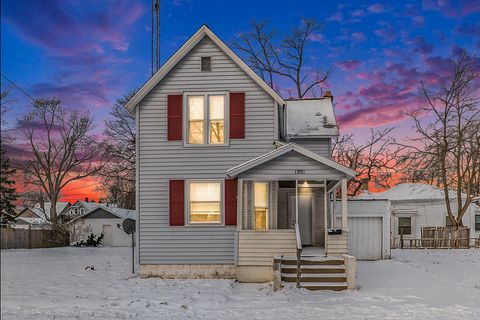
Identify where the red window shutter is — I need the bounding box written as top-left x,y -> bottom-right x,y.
224,179 -> 237,226
169,180 -> 184,226
168,95 -> 183,140
229,92 -> 245,139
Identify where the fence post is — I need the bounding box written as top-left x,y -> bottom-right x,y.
400,230 -> 404,249
28,226 -> 32,249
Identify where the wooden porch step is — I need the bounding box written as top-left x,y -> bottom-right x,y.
282,274 -> 346,283
282,265 -> 345,274
281,258 -> 344,266
300,282 -> 348,291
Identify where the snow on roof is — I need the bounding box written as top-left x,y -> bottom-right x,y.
352,183 -> 464,201
34,202 -> 70,216
107,207 -> 136,220
285,98 -> 338,137
70,205 -> 136,223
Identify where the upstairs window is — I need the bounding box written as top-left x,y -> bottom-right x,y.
186,93 -> 226,145
475,215 -> 480,231
201,57 -> 211,71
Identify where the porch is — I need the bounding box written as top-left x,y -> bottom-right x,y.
226,143 -> 357,286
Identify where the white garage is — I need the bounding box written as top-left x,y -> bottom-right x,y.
336,199 -> 391,260
69,206 -> 136,247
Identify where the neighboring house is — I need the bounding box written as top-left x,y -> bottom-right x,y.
125,25 -> 358,289
62,200 -> 99,221
352,183 -> 480,247
14,207 -> 51,229
68,206 -> 136,247
14,202 -> 71,229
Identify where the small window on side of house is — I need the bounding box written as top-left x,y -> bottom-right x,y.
201,57 -> 211,71
398,217 -> 412,235
446,216 -> 454,227
475,215 -> 480,231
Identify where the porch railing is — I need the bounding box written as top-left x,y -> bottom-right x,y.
294,223 -> 302,288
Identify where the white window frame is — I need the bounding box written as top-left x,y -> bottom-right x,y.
183,92 -> 229,147
397,215 -> 414,236
185,179 -> 224,226
253,181 -> 269,230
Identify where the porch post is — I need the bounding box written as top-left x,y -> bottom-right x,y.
324,179 -> 328,246
332,187 -> 336,229
295,180 -> 299,224
341,179 -> 348,230
237,178 -> 243,231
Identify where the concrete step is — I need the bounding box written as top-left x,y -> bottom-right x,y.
300,282 -> 348,291
281,258 -> 344,266
282,273 -> 347,283
282,265 -> 345,274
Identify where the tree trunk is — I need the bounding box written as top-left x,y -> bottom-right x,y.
50,199 -> 57,225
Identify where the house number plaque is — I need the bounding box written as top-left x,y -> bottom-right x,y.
295,169 -> 305,174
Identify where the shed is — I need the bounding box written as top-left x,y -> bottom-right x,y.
353,183 -> 480,247
335,199 -> 391,260
69,206 -> 136,247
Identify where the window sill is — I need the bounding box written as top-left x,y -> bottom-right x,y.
182,143 -> 230,148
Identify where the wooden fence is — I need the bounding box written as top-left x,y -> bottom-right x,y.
0,227 -> 69,249
400,226 -> 479,249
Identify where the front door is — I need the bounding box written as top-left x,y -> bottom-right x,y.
289,194 -> 313,245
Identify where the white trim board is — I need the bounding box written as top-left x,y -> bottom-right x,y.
125,25 -> 285,112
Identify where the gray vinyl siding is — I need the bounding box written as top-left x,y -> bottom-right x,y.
238,152 -> 347,180
290,138 -> 331,158
138,36 -> 276,264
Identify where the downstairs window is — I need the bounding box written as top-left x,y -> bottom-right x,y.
188,181 -> 222,224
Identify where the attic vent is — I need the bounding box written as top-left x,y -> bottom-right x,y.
201,57 -> 211,71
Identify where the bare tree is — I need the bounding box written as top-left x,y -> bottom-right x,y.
100,92 -> 136,209
232,20 -> 277,88
21,98 -> 105,224
332,128 -> 398,196
402,51 -> 480,227
233,19 -> 330,98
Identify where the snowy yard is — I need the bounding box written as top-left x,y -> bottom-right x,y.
1,247 -> 479,320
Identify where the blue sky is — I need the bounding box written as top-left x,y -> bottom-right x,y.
1,0 -> 479,136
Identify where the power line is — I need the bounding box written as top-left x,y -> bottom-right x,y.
1,73 -> 36,102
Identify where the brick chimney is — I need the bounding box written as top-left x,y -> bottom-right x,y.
323,90 -> 333,102
84,197 -> 89,203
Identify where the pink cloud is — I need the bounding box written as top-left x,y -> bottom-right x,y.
352,32 -> 366,42
336,60 -> 362,71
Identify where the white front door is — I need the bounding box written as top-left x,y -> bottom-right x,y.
289,194 -> 313,245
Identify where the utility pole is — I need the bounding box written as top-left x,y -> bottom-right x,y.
151,0 -> 160,76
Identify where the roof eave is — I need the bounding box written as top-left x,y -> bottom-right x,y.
125,25 -> 285,112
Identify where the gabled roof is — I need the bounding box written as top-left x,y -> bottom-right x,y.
34,202 -> 71,216
125,25 -> 285,112
352,183 -> 466,201
226,142 -> 357,178
68,205 -> 136,224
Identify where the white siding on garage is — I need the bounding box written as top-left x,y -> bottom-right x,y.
348,217 -> 383,260
335,200 -> 391,260
138,36 -> 278,265
83,218 -> 132,247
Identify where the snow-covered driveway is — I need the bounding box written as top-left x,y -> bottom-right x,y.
1,247 -> 479,319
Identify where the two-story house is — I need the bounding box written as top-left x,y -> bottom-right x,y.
125,25 -> 357,290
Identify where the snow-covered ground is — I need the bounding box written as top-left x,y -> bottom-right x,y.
1,247 -> 479,319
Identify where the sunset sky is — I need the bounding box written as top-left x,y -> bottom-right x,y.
1,0 -> 479,203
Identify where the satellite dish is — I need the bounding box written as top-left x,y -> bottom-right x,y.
122,218 -> 136,235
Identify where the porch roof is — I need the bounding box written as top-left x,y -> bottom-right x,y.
226,143 -> 357,180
